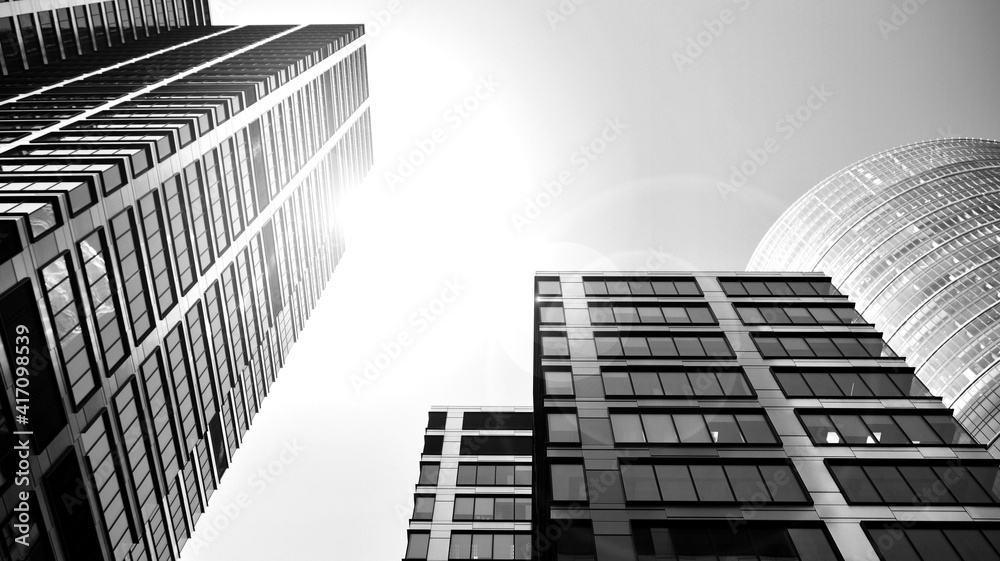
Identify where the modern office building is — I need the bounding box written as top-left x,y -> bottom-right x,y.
748,139 -> 1000,455
0,14 -> 371,561
404,271 -> 1000,560
403,407 -> 534,561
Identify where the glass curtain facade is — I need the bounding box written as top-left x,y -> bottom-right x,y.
0,17 -> 372,561
748,139 -> 1000,455
531,272 -> 1000,561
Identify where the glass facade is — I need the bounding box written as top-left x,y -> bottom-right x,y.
0,16 -> 371,561
749,139 -> 1000,455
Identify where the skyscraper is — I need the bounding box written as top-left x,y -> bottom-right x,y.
403,407 -> 533,560
748,139 -> 1000,455
0,14 -> 371,561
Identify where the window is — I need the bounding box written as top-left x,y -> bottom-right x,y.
462,412 -> 532,430
543,369 -> 574,396
735,304 -> 864,325
830,461 -> 1000,505
81,414 -> 134,559
39,254 -> 99,409
634,523 -> 840,561
601,368 -> 753,397
427,411 -> 447,429
773,367 -> 933,398
422,435 -> 443,455
620,462 -> 810,505
539,305 -> 565,324
588,304 -> 716,324
719,277 -> 840,297
418,464 -> 439,485
594,333 -> 733,358
183,161 -> 215,274
78,229 -> 130,374
799,411 -> 976,446
583,277 -> 700,296
412,496 -> 434,520
540,335 -> 569,357
550,464 -> 587,501
110,208 -> 155,343
610,411 -> 777,445
453,496 -> 531,521
405,532 -> 429,560
864,523 -> 1000,561
456,464 -> 531,486
448,533 -> 531,560
547,411 -> 580,443
137,190 -> 177,317
536,278 -> 561,296
459,436 -> 532,455
753,333 -> 897,358
162,174 -> 197,293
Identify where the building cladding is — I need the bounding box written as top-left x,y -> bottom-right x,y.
530,271 -> 1000,561
403,272 -> 1000,560
0,9 -> 372,561
747,138 -> 1000,455
403,407 -> 534,561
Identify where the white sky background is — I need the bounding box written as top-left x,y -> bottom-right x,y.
180,1 -> 1000,559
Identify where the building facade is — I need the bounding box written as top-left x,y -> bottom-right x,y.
403,407 -> 534,561
530,271 -> 997,561
748,139 -> 1000,455
0,16 -> 371,561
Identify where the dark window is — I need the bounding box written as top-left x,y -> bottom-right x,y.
422,435 -> 443,455
137,189 -> 177,317
547,411 -> 580,443
448,533 -> 531,560
773,368 -> 933,398
459,435 -> 532,455
719,277 -> 840,298
736,304 -> 865,325
418,464 -> 439,485
543,369 -> 574,396
610,411 -> 777,445
832,461 -> 1000,505
452,496 -> 530,521
405,532 -> 429,560
427,411 -> 447,430
110,208 -> 155,343
462,412 -> 532,430
78,229 -> 130,373
584,277 -> 700,296
754,333 -> 896,358
456,463 -> 531,486
412,496 -> 434,520
602,368 -> 752,397
551,464 -> 587,501
594,333 -> 733,358
864,523 -> 1000,561
800,411 -> 976,446
588,304 -> 716,325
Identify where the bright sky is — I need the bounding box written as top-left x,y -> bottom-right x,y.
182,1 -> 1000,559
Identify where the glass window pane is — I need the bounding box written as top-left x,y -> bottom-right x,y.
541,336 -> 569,356
595,336 -> 623,356
674,337 -> 705,357
655,465 -> 697,501
579,418 -> 615,446
926,416 -> 976,445
548,412 -> 580,444
544,370 -> 574,396
662,307 -> 690,323
860,373 -> 903,397
614,306 -> 640,323
652,281 -> 678,295
899,465 -> 955,504
936,466 -> 992,503
589,307 -> 615,323
865,466 -> 917,503
737,306 -> 766,324
698,336 -> 730,357
674,415 -> 711,443
725,465 -> 766,501
805,337 -> 842,357
775,372 -> 811,396
514,535 -> 531,559
905,529 -> 961,561
830,465 -> 880,503
688,372 -> 723,396
478,465 -> 496,485
969,467 -> 1000,502
450,533 -> 472,559
584,281 -> 607,295
551,465 -> 587,501
406,533 -> 429,559
606,281 -> 630,295
687,307 -> 715,324
749,526 -> 797,558
801,414 -> 840,444
780,337 -> 813,357
638,307 -> 664,323
691,465 -> 733,501
761,307 -> 790,324
755,337 -> 787,357
716,372 -> 752,396
744,281 -> 769,295
736,414 -> 777,444
659,372 -> 693,395
867,529 -> 920,561
495,498 -> 514,520
418,464 -> 439,485
808,307 -> 840,323
413,496 -> 434,519
537,280 -> 561,295
832,337 -> 868,357
472,535 -> 493,558
601,371 -> 632,395
706,414 -> 744,444
621,464 -> 660,501
515,498 -> 531,521
647,337 -> 678,356
539,306 -> 565,323
895,416 -> 943,445
787,529 -> 839,561
642,415 -> 678,444
473,497 -> 494,519
514,465 -> 532,485
831,415 -> 874,444
622,336 -> 651,356
611,414 -> 645,443
785,307 -> 815,324
889,373 -> 932,397
496,465 -> 515,486
945,529 -> 1000,561
631,372 -> 663,395
493,534 -> 514,559
629,281 -> 653,294
457,465 -> 476,485
759,465 -> 807,502
862,415 -> 909,444
832,372 -> 873,397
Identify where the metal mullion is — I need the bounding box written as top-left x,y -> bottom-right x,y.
11,12 -> 28,70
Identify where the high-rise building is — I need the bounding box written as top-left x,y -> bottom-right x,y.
748,139 -> 1000,455
0,15 -> 371,561
403,407 -> 534,561
405,272 -> 1000,560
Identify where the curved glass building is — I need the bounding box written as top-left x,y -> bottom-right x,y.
749,138 -> 1000,454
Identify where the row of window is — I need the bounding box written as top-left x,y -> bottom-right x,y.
601,368 -> 753,397
720,278 -> 840,297
422,435 -> 534,456
774,368 -> 932,398
453,496 -> 531,521
608,411 -> 777,445
535,277 -> 839,298
735,304 -> 864,325
619,462 -> 807,503
753,334 -> 897,358
587,304 -> 716,325
415,462 -> 533,487
404,532 -> 532,560
865,524 -> 1000,561
800,411 -> 975,446
591,333 -> 733,358
831,461 -> 1000,505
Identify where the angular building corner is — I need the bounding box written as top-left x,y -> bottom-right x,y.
748,138 -> 1000,455
0,6 -> 372,560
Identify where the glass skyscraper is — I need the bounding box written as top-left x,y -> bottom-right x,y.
0,9 -> 371,560
749,139 -> 1000,455
404,272 -> 1000,561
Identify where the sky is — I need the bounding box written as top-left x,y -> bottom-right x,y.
181,1 -> 1000,559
